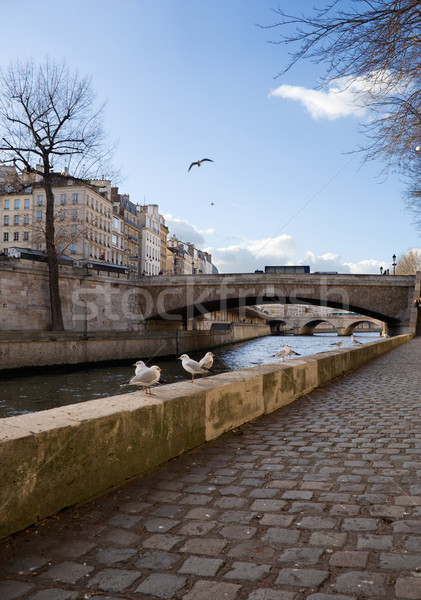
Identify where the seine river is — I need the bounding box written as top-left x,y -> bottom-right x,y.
0,332 -> 380,418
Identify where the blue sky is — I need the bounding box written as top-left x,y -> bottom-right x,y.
1,0 -> 419,273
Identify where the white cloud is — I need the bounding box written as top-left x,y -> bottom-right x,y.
209,235 -> 297,273
300,251 -> 350,273
208,238 -> 383,275
164,213 -> 214,246
269,71 -> 402,121
269,80 -> 366,120
344,258 -> 384,274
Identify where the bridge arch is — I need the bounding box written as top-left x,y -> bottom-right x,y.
338,319 -> 383,336
140,273 -> 416,336
295,318 -> 335,336
268,320 -> 287,334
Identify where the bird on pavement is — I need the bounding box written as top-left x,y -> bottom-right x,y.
178,354 -> 210,381
273,344 -> 300,360
188,158 -> 213,172
199,351 -> 214,376
351,335 -> 362,345
121,365 -> 162,395
331,340 -> 344,347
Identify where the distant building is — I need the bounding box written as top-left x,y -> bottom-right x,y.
167,235 -> 218,275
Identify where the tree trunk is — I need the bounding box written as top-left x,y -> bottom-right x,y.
44,168 -> 64,331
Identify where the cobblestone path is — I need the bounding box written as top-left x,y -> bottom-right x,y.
1,338 -> 421,600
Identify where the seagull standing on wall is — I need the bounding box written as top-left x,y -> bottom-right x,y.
178,354 -> 210,381
199,352 -> 214,376
331,340 -> 344,347
188,158 -> 213,172
121,365 -> 162,395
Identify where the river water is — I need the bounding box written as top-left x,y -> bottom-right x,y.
0,332 -> 380,418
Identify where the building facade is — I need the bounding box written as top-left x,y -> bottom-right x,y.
137,204 -> 161,276
0,175 -> 115,263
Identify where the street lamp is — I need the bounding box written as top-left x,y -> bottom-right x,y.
392,254 -> 396,275
380,266 -> 383,275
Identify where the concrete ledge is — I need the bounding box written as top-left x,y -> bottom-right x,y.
0,333 -> 411,540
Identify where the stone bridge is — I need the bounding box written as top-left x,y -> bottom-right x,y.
137,272 -> 420,336
265,314 -> 383,336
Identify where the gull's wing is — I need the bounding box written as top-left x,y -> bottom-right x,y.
201,158 -> 213,162
188,162 -> 198,171
186,358 -> 207,373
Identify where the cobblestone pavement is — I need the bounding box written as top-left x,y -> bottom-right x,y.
1,339 -> 421,600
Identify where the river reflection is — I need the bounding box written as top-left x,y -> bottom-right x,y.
0,332 -> 380,418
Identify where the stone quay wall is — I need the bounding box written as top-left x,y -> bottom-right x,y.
0,333 -> 411,540
0,324 -> 270,372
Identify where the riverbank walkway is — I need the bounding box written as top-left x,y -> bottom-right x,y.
1,338 -> 421,600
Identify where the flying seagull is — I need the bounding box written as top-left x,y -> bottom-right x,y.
188,158 -> 213,172
273,344 -> 300,361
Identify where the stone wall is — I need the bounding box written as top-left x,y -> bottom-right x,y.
0,334 -> 411,540
0,324 -> 270,372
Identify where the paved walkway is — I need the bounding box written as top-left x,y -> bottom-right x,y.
1,339 -> 421,600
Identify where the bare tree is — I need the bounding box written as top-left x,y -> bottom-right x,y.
396,248 -> 421,274
0,58 -> 116,330
264,1 -> 421,175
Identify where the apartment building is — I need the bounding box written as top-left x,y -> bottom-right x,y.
137,204 -> 161,276
167,235 -> 218,275
0,174 -> 114,262
112,190 -> 142,274
159,215 -> 169,274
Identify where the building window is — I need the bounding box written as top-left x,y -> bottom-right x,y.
3,232 -> 8,241
61,194 -> 67,205
4,199 -> 9,210
23,232 -> 29,241
14,199 -> 20,210
71,225 -> 77,237
36,211 -> 43,220
24,199 -> 30,209
13,232 -> 19,241
112,234 -> 117,245
24,215 -> 29,225
14,215 -> 19,225
72,209 -> 78,220
60,211 -> 66,220
37,195 -> 44,206
72,193 -> 79,204
4,216 -> 9,226
71,243 -> 77,254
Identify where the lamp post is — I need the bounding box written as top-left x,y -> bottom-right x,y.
380,266 -> 383,275
392,254 -> 397,275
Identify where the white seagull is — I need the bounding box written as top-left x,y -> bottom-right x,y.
132,360 -> 148,375
121,365 -> 162,395
178,353 -> 210,381
331,340 -> 344,347
273,344 -> 300,360
199,351 -> 214,377
351,335 -> 362,345
188,158 -> 213,172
